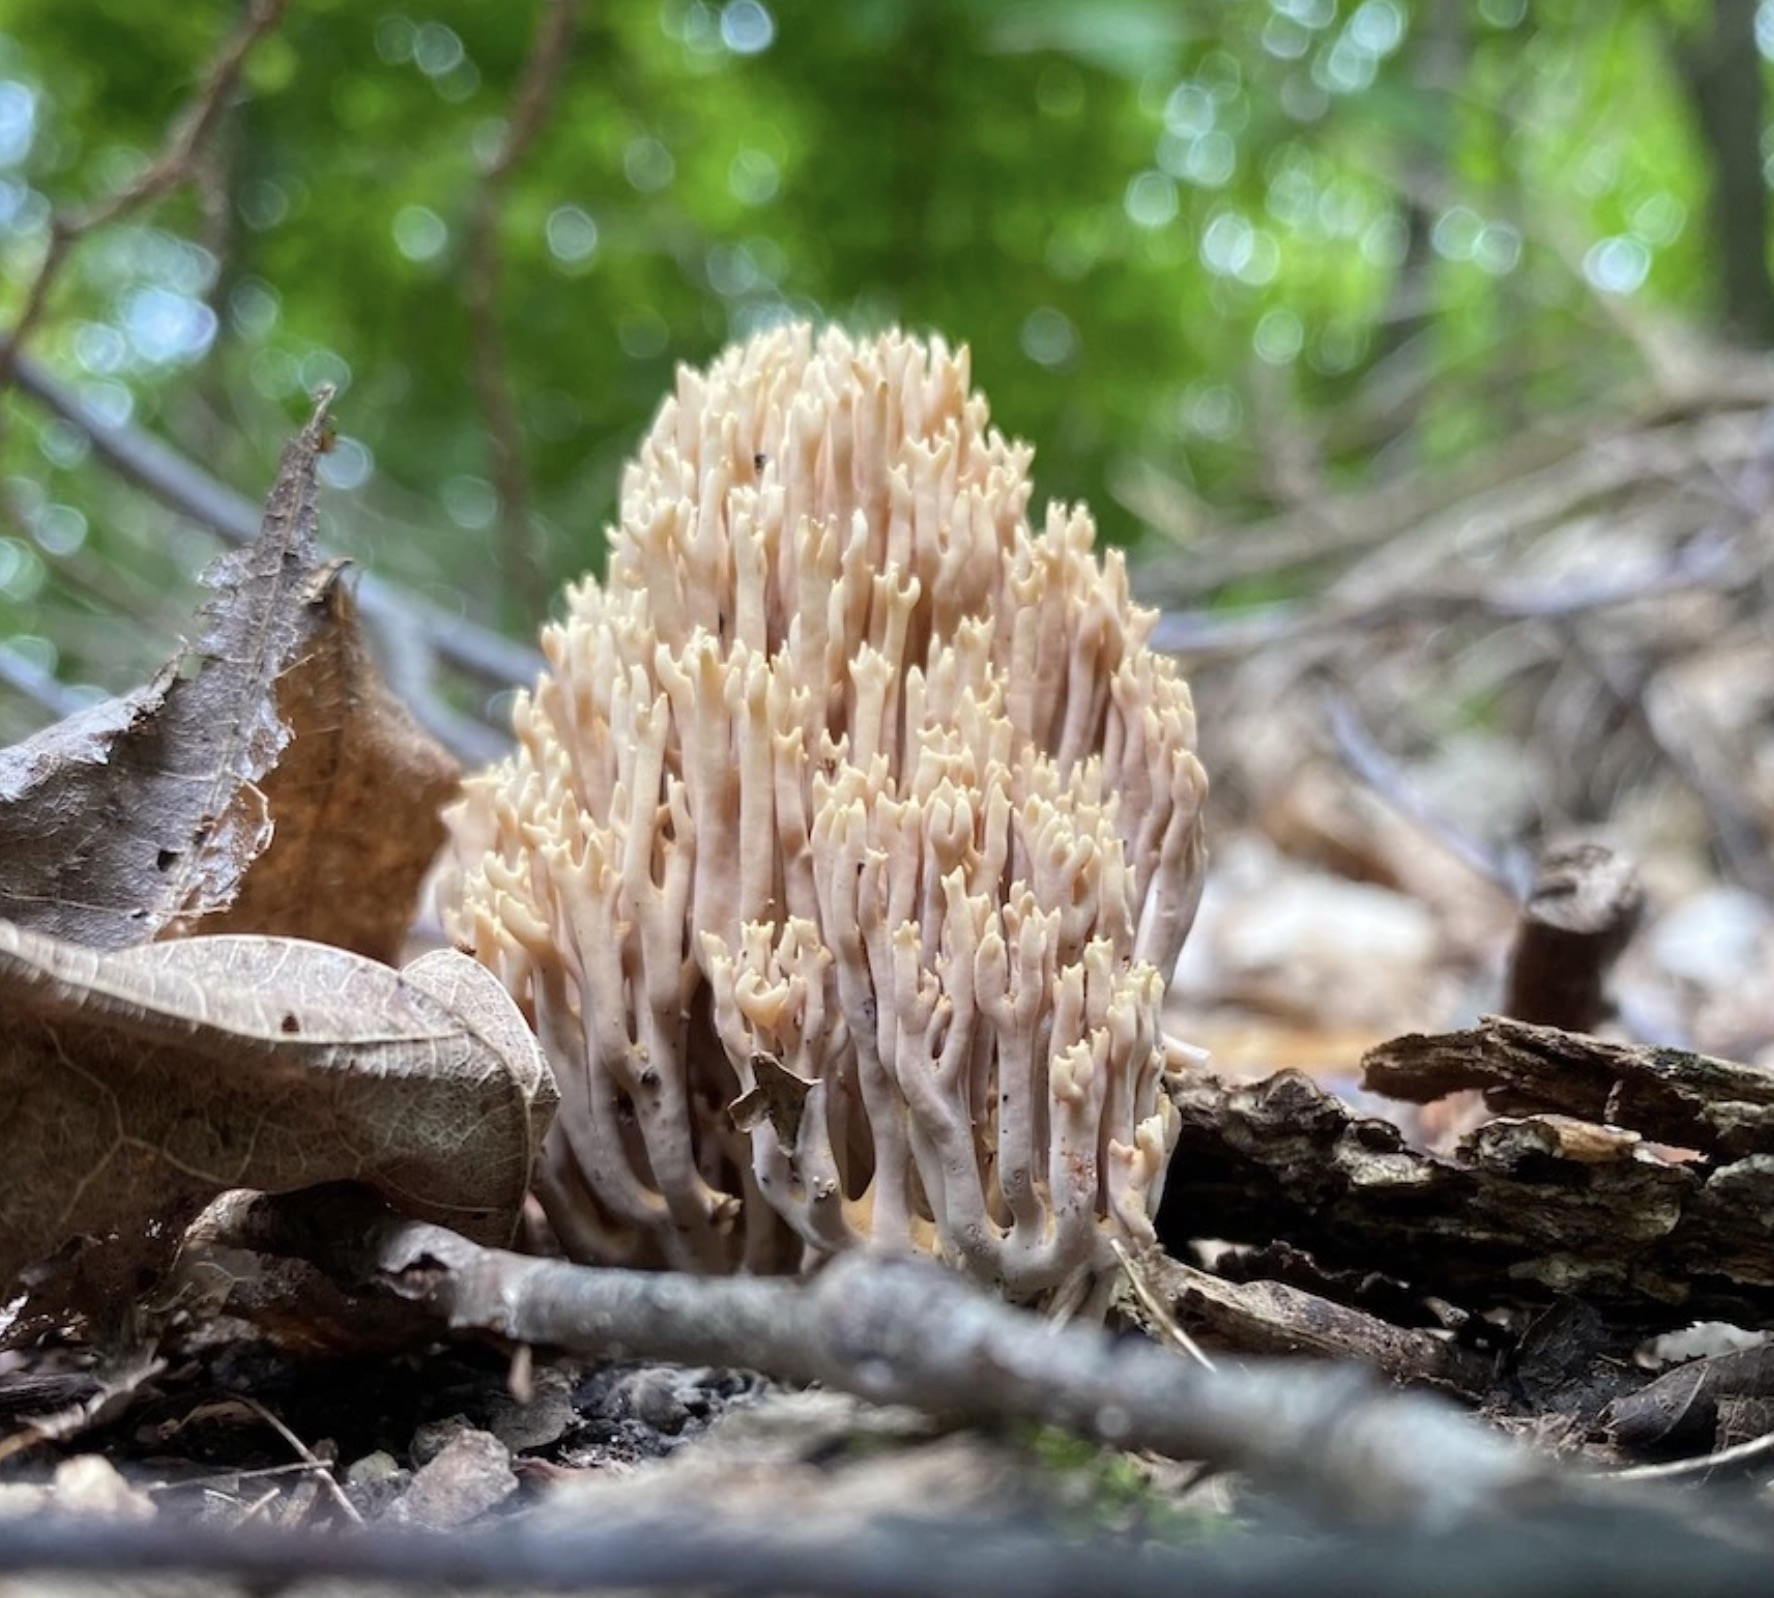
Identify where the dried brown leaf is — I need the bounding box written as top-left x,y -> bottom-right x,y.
203,571 -> 459,962
1607,1347 -> 1774,1454
0,919 -> 558,1289
0,394 -> 457,957
728,1053 -> 814,1146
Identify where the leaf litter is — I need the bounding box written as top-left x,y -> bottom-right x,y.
0,397 -> 556,1471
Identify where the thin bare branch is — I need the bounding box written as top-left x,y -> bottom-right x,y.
0,1512 -> 1214,1598
9,354 -> 541,691
1150,525 -> 1741,658
0,642 -> 86,721
233,1396 -> 365,1527
5,352 -> 537,762
0,1505 -> 1768,1598
1572,633 -> 1774,902
0,0 -> 291,396
1322,687 -> 1526,893
1131,403 -> 1770,604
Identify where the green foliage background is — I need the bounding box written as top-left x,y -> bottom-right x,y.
0,0 -> 1743,730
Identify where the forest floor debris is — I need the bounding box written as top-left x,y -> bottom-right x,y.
3,375 -> 1774,1583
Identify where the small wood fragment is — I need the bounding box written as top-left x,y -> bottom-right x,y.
1126,1253 -> 1493,1398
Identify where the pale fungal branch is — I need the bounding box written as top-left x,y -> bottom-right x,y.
0,0 -> 292,400
235,1189 -> 1549,1527
464,0 -> 584,622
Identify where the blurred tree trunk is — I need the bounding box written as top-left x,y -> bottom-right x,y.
1366,0 -> 1465,469
1666,0 -> 1774,347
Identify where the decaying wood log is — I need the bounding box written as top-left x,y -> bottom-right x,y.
1363,1015 -> 1774,1158
1159,1060 -> 1774,1329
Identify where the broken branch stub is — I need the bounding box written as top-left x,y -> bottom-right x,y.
0,920 -> 558,1288
1502,841 -> 1645,1032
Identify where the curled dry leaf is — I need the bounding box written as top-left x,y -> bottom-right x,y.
0,392 -> 457,963
0,919 -> 557,1288
1607,1346 -> 1774,1455
201,569 -> 460,962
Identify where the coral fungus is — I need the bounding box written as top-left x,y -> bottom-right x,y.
447,324 -> 1207,1307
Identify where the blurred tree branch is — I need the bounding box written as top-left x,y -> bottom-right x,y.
0,1504 -> 1770,1598
0,0 -> 291,407
224,1185 -> 1550,1527
1661,0 -> 1774,347
9,352 -> 539,763
465,0 -> 584,625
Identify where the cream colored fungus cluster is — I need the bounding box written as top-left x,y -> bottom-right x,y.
446,324 -> 1206,1307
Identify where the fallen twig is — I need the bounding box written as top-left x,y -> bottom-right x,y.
1322,686 -> 1525,891
1131,404 -> 1769,603
234,1396 -> 365,1526
1149,524 -> 1740,658
229,1187 -> 1548,1526
0,1500 -> 1766,1598
1607,1425 -> 1774,1482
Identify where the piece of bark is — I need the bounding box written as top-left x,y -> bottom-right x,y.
1503,841 -> 1644,1031
1362,1016 -> 1774,1158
